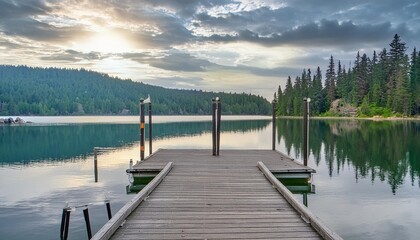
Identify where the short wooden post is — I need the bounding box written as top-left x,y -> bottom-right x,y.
93,148 -> 98,182
272,99 -> 277,150
139,99 -> 145,161
60,207 -> 71,240
83,208 -> 93,239
105,200 -> 112,220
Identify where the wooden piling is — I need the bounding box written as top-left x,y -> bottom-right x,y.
272,100 -> 277,150
140,99 -> 145,161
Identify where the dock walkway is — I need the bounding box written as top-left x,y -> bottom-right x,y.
93,149 -> 341,240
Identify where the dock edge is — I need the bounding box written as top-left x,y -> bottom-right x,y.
258,161 -> 343,240
92,162 -> 173,240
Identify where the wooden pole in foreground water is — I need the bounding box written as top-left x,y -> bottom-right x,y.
94,147 -> 98,182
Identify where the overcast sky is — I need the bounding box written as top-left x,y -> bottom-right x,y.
1,0 -> 419,99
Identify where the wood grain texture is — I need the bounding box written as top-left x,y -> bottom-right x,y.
91,162 -> 173,240
258,161 -> 343,240
94,149 -> 339,240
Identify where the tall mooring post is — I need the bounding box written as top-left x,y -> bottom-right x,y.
139,98 -> 145,161
149,102 -> 153,155
272,99 -> 277,150
139,95 -> 152,161
303,98 -> 311,166
212,97 -> 221,156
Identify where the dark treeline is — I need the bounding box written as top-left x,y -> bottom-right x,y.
277,119 -> 420,194
0,65 -> 271,116
275,34 -> 420,117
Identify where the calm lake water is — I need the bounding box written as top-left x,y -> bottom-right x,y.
0,116 -> 419,240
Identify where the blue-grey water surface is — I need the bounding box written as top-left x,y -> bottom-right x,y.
0,116 -> 419,240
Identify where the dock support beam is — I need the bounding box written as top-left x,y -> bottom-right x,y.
272,99 -> 277,150
303,98 -> 311,166
212,97 -> 221,156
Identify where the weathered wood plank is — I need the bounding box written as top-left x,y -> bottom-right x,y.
112,231 -> 322,239
258,161 -> 342,240
95,149 -> 340,240
91,162 -> 173,240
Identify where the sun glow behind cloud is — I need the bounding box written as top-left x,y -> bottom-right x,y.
72,31 -> 135,54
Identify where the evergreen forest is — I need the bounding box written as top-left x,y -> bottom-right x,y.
275,34 -> 420,117
0,65 -> 271,116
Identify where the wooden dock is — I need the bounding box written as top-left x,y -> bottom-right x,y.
93,149 -> 341,240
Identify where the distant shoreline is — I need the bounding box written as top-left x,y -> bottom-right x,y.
277,116 -> 420,121
0,115 -> 271,125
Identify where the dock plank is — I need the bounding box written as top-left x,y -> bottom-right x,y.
92,149 -> 340,240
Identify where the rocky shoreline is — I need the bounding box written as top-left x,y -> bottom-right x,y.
0,117 -> 32,124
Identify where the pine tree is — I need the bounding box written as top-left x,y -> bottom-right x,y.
393,55 -> 411,114
325,55 -> 336,108
293,76 -> 303,115
336,61 -> 345,99
410,48 -> 420,114
284,76 -> 294,115
355,53 -> 369,105
311,67 -> 324,115
276,85 -> 285,115
387,34 -> 408,111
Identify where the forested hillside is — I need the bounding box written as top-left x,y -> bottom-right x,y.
0,66 -> 270,115
276,34 -> 420,117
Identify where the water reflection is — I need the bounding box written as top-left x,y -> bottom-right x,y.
277,119 -> 420,194
0,119 -> 270,165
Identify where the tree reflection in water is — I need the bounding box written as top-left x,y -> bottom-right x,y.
277,119 -> 420,194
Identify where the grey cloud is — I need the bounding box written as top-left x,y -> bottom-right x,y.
144,76 -> 206,90
123,51 -> 215,72
122,50 -> 299,77
0,0 -> 89,44
40,50 -> 104,62
235,65 -> 302,78
192,0 -> 419,48
141,0 -> 232,17
1,18 -> 88,42
206,19 -> 409,48
97,3 -> 195,49
195,6 -> 304,35
0,0 -> 51,20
